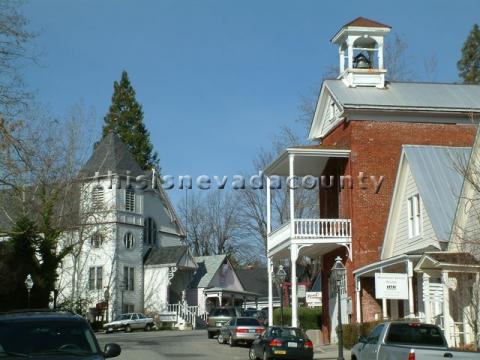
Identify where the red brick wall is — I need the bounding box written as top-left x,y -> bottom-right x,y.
319,120 -> 476,342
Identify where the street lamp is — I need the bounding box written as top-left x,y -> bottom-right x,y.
25,274 -> 34,308
331,256 -> 346,360
274,265 -> 287,326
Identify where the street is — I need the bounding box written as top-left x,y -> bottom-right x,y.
96,330 -> 251,360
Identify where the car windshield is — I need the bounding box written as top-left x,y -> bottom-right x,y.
0,319 -> 100,357
211,309 -> 233,317
270,327 -> 305,339
114,314 -> 131,321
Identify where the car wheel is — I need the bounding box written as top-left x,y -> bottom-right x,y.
207,331 -> 214,339
144,324 -> 152,332
125,325 -> 132,333
217,334 -> 225,344
228,335 -> 236,347
249,347 -> 258,360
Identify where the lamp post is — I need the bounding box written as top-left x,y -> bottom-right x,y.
331,256 -> 346,360
104,287 -> 110,323
274,265 -> 287,326
24,274 -> 34,308
53,279 -> 59,309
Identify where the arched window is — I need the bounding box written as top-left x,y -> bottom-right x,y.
124,232 -> 135,249
144,217 -> 157,245
90,233 -> 104,248
92,186 -> 104,209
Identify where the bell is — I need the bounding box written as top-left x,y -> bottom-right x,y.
353,53 -> 371,69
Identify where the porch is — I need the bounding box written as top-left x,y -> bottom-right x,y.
264,147 -> 352,327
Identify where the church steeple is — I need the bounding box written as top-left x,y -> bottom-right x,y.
331,17 -> 391,88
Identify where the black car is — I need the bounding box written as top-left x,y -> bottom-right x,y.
249,326 -> 313,360
0,310 -> 121,359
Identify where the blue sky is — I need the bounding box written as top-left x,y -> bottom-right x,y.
22,0 -> 479,205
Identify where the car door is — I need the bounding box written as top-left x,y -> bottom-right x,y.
137,313 -> 146,328
131,313 -> 140,329
359,324 -> 385,360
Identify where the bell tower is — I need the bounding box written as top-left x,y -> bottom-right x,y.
331,17 -> 391,88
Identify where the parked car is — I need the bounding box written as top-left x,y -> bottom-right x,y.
103,312 -> 154,333
249,326 -> 313,360
244,309 -> 267,325
217,317 -> 264,346
0,309 -> 121,359
351,322 -> 479,360
207,307 -> 244,339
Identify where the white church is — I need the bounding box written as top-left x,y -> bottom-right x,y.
57,133 -> 259,324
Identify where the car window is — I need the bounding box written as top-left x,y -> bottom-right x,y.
0,320 -> 100,356
386,324 -> 445,346
132,314 -> 138,320
367,324 -> 385,344
211,309 -> 232,317
236,318 -> 261,326
137,314 -> 145,319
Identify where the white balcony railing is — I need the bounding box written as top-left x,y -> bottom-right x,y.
294,219 -> 351,238
268,218 -> 351,252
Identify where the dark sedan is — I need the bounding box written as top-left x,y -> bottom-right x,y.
249,326 -> 313,360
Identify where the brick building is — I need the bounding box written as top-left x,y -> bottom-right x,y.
264,17 -> 480,343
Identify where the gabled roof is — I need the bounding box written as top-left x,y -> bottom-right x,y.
189,254 -> 227,288
343,17 -> 391,29
79,132 -> 145,178
415,251 -> 480,272
143,245 -> 195,268
404,145 -> 471,241
236,268 -> 268,297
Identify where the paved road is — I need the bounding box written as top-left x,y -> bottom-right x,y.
96,330 -> 251,360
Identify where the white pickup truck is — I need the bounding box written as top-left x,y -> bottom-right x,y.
351,322 -> 478,360
103,312 -> 154,333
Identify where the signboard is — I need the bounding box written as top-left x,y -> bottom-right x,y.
159,313 -> 177,322
306,292 -> 322,307
297,285 -> 306,298
375,273 -> 408,300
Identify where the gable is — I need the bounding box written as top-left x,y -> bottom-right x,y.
308,84 -> 344,140
208,260 -> 244,291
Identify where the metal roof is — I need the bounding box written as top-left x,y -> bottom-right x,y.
325,80 -> 480,113
403,145 -> 471,241
143,245 -> 189,266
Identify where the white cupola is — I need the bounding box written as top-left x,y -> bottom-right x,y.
331,17 -> 391,88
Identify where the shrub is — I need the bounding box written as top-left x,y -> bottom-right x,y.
273,307 -> 322,330
339,321 -> 381,350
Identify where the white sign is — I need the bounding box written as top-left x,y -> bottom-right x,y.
159,313 -> 177,322
306,292 -> 322,307
375,273 -> 408,300
297,285 -> 306,298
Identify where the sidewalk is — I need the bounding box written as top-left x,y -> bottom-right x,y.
314,344 -> 351,359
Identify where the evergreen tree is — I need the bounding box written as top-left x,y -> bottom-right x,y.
102,70 -> 160,171
458,24 -> 480,84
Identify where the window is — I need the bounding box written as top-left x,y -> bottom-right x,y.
92,186 -> 104,209
144,217 -> 157,245
90,233 -> 103,248
367,324 -> 385,344
88,266 -> 103,290
125,189 -> 135,212
123,304 -> 134,313
124,232 -> 135,249
408,194 -> 421,238
123,266 -> 135,291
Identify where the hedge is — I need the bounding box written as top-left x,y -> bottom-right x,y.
338,321 -> 381,350
272,307 -> 322,330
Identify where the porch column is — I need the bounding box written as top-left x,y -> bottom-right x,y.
380,268 -> 388,319
219,292 -> 223,307
407,260 -> 415,318
442,270 -> 451,345
268,257 -> 274,325
423,273 -> 431,323
289,154 -> 295,236
266,176 -> 271,234
355,276 -> 362,323
291,244 -> 299,328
